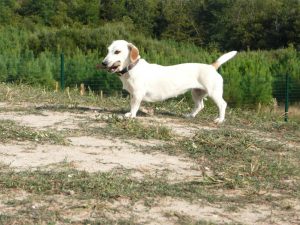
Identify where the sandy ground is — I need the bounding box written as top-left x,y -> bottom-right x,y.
0,102 -> 299,225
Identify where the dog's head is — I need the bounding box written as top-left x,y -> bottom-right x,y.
102,40 -> 140,73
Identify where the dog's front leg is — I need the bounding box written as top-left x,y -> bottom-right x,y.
125,93 -> 143,118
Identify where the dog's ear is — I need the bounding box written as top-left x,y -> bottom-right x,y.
128,43 -> 139,63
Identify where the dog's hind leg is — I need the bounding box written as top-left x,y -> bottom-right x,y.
209,90 -> 227,124
185,89 -> 207,118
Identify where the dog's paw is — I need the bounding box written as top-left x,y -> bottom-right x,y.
184,113 -> 195,118
124,112 -> 136,118
214,118 -> 224,124
124,112 -> 132,118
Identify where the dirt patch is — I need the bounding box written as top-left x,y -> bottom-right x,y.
0,110 -> 100,130
0,108 -> 202,181
0,137 -> 202,182
105,197 -> 300,225
0,101 -> 34,109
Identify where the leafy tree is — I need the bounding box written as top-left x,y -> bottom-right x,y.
67,0 -> 100,25
100,0 -> 127,21
158,0 -> 197,43
17,0 -> 57,25
49,1 -> 71,27
124,0 -> 158,35
188,0 -> 229,47
0,0 -> 20,25
213,0 -> 300,50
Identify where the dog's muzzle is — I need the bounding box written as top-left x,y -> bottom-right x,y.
102,61 -> 121,73
101,61 -> 108,67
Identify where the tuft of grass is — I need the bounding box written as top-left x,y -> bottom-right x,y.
0,208 -> 137,225
2,167 -> 290,209
164,212 -> 219,225
225,107 -> 300,139
0,83 -> 128,111
0,120 -> 67,144
100,115 -> 173,141
82,218 -> 138,225
0,169 -> 220,203
177,129 -> 299,191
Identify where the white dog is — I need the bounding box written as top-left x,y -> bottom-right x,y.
102,40 -> 237,123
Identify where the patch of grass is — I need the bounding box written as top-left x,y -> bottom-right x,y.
0,190 -> 138,224
0,169 -> 220,204
100,115 -> 173,141
225,108 -> 300,139
164,212 -> 218,225
82,218 -> 138,225
177,216 -> 220,225
0,207 -> 137,225
224,204 -> 240,213
0,120 -> 66,144
0,83 -> 128,110
2,166 -> 290,211
0,214 -> 17,225
176,129 -> 299,192
145,96 -> 192,116
0,213 -> 61,225
0,142 -> 298,222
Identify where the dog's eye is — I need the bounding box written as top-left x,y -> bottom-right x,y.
114,50 -> 121,54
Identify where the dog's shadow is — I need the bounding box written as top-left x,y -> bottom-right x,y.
35,104 -> 179,118
35,104 -> 124,114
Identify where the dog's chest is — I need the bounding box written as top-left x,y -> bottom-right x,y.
120,76 -> 135,94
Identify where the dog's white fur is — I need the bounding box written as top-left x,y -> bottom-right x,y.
102,40 -> 237,123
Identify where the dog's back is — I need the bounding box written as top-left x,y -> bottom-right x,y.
128,60 -> 221,102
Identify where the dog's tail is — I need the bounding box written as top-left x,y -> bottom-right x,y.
211,51 -> 237,70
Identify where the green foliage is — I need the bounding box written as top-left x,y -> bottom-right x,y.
222,51 -> 273,106
213,0 -> 300,50
269,46 -> 300,102
16,0 -> 100,26
0,24 -> 299,105
0,0 -> 19,25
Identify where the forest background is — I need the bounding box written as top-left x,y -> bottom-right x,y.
0,0 -> 299,106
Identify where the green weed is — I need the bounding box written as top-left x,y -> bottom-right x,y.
101,115 -> 173,141
0,120 -> 66,144
176,129 -> 299,191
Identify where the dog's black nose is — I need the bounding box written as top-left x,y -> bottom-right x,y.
102,61 -> 108,67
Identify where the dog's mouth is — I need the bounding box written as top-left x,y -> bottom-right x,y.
108,61 -> 121,73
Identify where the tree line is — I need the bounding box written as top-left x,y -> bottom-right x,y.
0,0 -> 299,51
